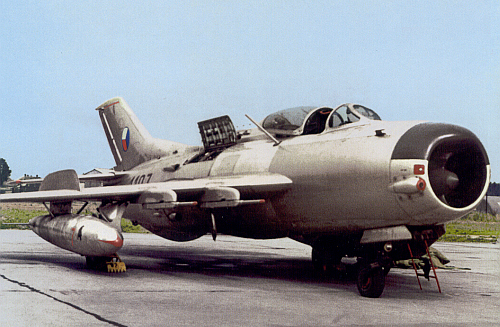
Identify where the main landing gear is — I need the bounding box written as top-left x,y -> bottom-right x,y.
86,254 -> 126,273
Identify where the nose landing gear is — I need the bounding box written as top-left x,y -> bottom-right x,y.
356,263 -> 386,298
311,239 -> 392,298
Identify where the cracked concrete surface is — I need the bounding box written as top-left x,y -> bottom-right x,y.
1,230 -> 499,326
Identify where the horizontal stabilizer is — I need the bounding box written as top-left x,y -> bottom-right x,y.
6,170 -> 129,186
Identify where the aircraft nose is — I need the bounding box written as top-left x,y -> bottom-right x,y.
392,123 -> 489,208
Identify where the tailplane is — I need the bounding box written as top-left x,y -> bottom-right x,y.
96,97 -> 188,171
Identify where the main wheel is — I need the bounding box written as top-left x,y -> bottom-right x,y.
86,256 -> 107,271
311,246 -> 327,272
311,246 -> 342,275
356,266 -> 385,298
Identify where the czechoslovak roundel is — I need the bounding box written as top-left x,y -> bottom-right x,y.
122,127 -> 130,152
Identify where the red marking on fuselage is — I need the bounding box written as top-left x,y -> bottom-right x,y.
104,101 -> 120,109
414,164 -> 425,175
71,227 -> 76,246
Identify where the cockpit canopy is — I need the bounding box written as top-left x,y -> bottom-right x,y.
262,104 -> 381,136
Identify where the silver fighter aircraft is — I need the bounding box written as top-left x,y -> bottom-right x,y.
0,98 -> 490,297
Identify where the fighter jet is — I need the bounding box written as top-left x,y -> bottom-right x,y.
0,98 -> 490,297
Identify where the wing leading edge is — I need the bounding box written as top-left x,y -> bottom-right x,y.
0,170 -> 292,209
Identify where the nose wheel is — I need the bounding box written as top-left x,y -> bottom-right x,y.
311,239 -> 390,297
356,264 -> 385,298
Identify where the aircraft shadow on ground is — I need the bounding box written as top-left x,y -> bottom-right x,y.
0,253 -> 85,270
1,245 -> 443,299
119,244 -> 443,299
119,245 -> 322,281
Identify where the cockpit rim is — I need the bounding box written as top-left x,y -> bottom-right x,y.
262,103 -> 381,137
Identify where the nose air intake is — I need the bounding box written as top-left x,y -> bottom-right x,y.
392,123 -> 489,208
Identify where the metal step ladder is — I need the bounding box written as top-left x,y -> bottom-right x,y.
407,240 -> 441,293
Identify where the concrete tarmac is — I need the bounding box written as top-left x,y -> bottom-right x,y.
0,230 -> 499,326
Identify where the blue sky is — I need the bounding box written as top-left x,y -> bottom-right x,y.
1,1 -> 499,181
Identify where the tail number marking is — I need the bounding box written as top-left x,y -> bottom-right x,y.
130,174 -> 153,184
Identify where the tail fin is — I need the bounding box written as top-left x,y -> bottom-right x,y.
96,97 -> 188,171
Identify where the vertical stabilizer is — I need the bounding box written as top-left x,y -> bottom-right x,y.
96,97 -> 188,171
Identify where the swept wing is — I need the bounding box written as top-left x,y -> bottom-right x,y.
0,172 -> 292,207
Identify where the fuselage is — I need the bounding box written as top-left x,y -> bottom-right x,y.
116,115 -> 490,243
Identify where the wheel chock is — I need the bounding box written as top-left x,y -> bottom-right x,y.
106,255 -> 126,273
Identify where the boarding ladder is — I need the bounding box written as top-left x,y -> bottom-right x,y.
407,240 -> 441,293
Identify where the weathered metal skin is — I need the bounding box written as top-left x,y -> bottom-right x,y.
267,120 -> 413,235
118,118 -> 489,242
36,97 -> 480,246
29,214 -> 124,256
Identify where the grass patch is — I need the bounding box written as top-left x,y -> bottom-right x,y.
121,219 -> 149,233
1,207 -> 148,233
439,212 -> 500,243
0,208 -> 46,229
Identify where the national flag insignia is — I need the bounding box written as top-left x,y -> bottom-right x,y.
121,127 -> 130,152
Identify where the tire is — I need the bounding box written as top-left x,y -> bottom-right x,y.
357,266 -> 385,298
86,256 -> 107,271
311,246 -> 341,276
311,246 -> 325,272
86,256 -> 96,269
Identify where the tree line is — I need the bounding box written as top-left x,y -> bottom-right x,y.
0,158 -> 11,186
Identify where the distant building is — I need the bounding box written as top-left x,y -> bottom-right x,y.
476,196 -> 500,215
11,174 -> 42,193
0,186 -> 11,194
83,168 -> 114,188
